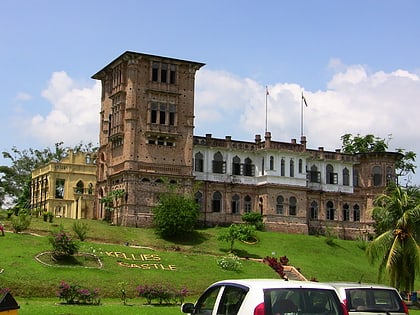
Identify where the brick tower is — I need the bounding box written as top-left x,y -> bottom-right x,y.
92,51 -> 205,226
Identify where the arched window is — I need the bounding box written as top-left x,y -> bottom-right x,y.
195,191 -> 203,212
343,203 -> 349,221
281,158 -> 285,176
353,204 -> 360,221
76,180 -> 84,194
343,168 -> 350,186
310,165 -> 320,183
290,159 -> 295,177
212,152 -> 225,174
326,164 -> 337,184
244,157 -> 254,176
326,201 -> 335,220
85,154 -> 91,164
194,152 -> 204,172
269,156 -> 274,170
232,156 -> 241,175
88,183 -> 93,194
289,196 -> 297,216
231,194 -> 240,214
298,159 -> 303,173
276,196 -> 284,214
212,191 -> 222,212
310,201 -> 318,219
373,166 -> 382,186
244,195 -> 252,212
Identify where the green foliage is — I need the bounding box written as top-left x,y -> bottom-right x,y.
152,185 -> 199,237
216,253 -> 243,271
49,231 -> 79,259
72,220 -> 90,241
341,133 -> 388,154
368,183 -> 420,292
241,211 -> 264,231
218,223 -> 256,252
57,280 -> 100,305
136,284 -> 188,305
395,148 -> 417,180
10,211 -> 31,233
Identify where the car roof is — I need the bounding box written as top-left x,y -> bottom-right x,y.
328,282 -> 397,290
211,279 -> 338,290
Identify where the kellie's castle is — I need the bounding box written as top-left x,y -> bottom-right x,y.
91,51 -> 401,239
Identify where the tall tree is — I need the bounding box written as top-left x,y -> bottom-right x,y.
367,183 -> 420,292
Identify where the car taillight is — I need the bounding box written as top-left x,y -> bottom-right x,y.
401,300 -> 409,315
341,302 -> 349,315
254,302 -> 265,315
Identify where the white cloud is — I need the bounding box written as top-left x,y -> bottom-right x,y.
27,71 -> 101,146
195,63 -> 420,184
15,92 -> 32,101
21,64 -> 420,184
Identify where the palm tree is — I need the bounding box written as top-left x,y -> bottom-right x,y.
367,183 -> 420,292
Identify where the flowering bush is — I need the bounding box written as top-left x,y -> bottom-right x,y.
263,256 -> 286,279
136,284 -> 188,305
49,232 -> 79,259
0,288 -> 10,296
57,281 -> 100,305
217,253 -> 243,271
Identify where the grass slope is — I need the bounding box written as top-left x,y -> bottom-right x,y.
1,214 -> 419,315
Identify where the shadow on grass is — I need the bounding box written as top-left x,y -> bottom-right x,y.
161,230 -> 211,246
219,248 -> 262,259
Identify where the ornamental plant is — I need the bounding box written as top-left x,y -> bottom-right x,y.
217,253 -> 243,271
263,256 -> 286,279
56,280 -> 100,305
136,283 -> 188,305
49,231 -> 79,259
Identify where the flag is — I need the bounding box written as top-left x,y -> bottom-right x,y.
302,92 -> 308,107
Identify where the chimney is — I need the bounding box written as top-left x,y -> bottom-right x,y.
291,139 -> 296,144
255,134 -> 261,143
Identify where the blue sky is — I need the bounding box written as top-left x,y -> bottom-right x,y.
1,0 -> 420,185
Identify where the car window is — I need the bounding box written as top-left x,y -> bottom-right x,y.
264,288 -> 344,315
345,289 -> 403,312
194,285 -> 223,315
216,285 -> 248,315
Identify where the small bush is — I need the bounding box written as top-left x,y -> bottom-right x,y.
136,284 -> 188,305
241,212 -> 265,231
49,232 -> 79,259
11,212 -> 31,233
57,281 -> 100,305
217,253 -> 243,271
72,220 -> 90,241
263,256 -> 286,279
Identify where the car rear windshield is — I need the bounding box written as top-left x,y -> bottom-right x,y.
264,288 -> 344,315
345,288 -> 404,312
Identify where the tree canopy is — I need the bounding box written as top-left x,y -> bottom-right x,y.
367,183 -> 420,292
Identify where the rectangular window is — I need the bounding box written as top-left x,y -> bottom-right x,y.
170,65 -> 176,84
152,62 -> 159,82
55,179 -> 65,199
159,104 -> 166,124
161,63 -> 168,83
169,105 -> 176,126
151,103 -> 158,123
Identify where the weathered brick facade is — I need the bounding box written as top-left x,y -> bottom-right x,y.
92,51 -> 401,239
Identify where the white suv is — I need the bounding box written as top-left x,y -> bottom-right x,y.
181,279 -> 347,315
329,282 -> 409,315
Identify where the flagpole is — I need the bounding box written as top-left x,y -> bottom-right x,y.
265,86 -> 268,133
300,90 -> 303,137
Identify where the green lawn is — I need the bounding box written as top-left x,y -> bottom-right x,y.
1,213 -> 419,314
